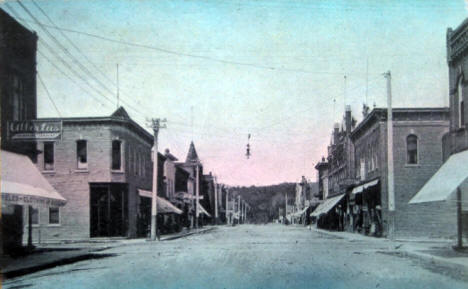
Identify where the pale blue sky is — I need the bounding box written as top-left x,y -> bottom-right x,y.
2,0 -> 467,185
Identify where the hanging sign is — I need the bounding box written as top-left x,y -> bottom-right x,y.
7,120 -> 62,141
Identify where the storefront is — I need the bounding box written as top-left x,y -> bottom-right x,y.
348,179 -> 382,236
310,194 -> 346,231
1,150 -> 66,254
410,150 -> 468,248
138,189 -> 183,237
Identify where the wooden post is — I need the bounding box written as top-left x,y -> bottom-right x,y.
457,187 -> 463,248
28,205 -> 33,248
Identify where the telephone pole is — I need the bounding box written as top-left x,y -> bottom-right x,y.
226,187 -> 230,225
384,71 -> 395,239
148,118 -> 166,241
214,177 -> 219,225
195,163 -> 200,229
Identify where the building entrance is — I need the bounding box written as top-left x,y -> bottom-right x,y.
90,183 -> 128,237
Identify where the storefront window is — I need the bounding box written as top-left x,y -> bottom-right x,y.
49,207 -> 60,224
31,207 -> 39,225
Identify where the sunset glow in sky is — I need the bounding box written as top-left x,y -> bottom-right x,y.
2,0 -> 467,185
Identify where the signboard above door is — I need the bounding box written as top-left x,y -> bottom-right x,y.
7,120 -> 62,141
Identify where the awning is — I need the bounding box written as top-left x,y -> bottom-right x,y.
351,179 -> 379,195
409,150 -> 468,204
197,202 -> 211,217
138,189 -> 183,214
310,194 -> 345,217
293,206 -> 309,217
1,150 -> 66,207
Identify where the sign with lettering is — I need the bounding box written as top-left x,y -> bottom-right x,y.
2,192 -> 66,207
7,120 -> 62,141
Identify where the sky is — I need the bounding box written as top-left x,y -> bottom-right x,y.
1,0 -> 467,186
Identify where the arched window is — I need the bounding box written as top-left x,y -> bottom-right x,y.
407,135 -> 418,165
459,78 -> 465,128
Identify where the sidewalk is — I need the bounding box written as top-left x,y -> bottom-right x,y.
1,226 -> 215,279
309,226 -> 468,279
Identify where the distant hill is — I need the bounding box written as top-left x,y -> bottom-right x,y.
230,183 -> 297,223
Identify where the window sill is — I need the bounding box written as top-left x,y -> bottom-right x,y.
405,164 -> 420,168
42,170 -> 56,174
47,224 -> 61,227
111,170 -> 125,174
74,169 -> 89,173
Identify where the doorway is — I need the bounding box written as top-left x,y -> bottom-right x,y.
90,183 -> 128,237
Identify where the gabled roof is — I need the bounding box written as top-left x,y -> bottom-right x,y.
185,141 -> 200,163
111,106 -> 130,120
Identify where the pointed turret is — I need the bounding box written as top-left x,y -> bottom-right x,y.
186,141 -> 200,163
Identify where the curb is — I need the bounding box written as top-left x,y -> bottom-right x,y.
2,252 -> 115,279
2,227 -> 217,279
161,227 -> 216,241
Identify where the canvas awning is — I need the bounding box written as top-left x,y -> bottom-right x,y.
310,194 -> 345,217
138,189 -> 183,214
293,206 -> 309,217
197,202 -> 211,217
1,150 -> 66,207
409,150 -> 468,204
351,179 -> 379,195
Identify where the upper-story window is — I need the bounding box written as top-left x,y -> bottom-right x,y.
44,142 -> 55,171
407,134 -> 418,165
112,140 -> 122,170
77,140 -> 88,169
11,74 -> 26,121
459,78 -> 465,128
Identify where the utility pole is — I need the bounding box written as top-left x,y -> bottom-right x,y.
226,187 -> 230,225
384,71 -> 395,239
195,163 -> 200,229
214,177 -> 218,225
285,192 -> 288,224
237,195 -> 241,224
148,118 -> 166,241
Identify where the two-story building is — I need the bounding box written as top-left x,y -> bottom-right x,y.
349,107 -> 453,238
28,107 -> 177,242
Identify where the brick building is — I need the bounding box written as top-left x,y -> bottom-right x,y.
28,107 -> 160,242
314,157 -> 329,201
0,9 -> 37,159
411,18 -> 468,247
349,107 -> 454,238
311,106 -> 356,230
1,9 -> 66,254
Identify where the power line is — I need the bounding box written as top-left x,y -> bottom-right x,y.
9,15 -> 386,76
37,72 -> 61,117
31,0 -> 116,87
17,1 -> 150,121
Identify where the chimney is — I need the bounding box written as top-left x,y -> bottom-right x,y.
345,105 -> 352,133
333,123 -> 340,144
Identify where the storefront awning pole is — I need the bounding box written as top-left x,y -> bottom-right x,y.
457,187 -> 463,249
28,205 -> 33,248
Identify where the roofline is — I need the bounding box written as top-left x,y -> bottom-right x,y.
38,116 -> 153,143
350,107 -> 449,139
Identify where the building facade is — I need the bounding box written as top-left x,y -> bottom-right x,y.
1,9 -> 67,254
349,108 -> 454,238
28,107 -> 155,242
